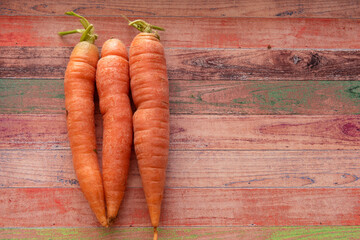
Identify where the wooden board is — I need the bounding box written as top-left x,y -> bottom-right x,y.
1,16 -> 360,48
2,47 -> 360,80
2,226 -> 360,240
1,149 -> 360,188
1,79 -> 360,115
1,188 -> 360,227
1,114 -> 359,150
1,0 -> 360,238
2,0 -> 359,18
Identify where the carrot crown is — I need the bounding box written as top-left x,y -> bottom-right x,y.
58,11 -> 98,44
122,15 -> 164,40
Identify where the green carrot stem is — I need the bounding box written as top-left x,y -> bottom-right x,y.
80,24 -> 94,43
58,11 -> 96,43
121,15 -> 165,39
65,11 -> 90,28
58,29 -> 83,36
150,25 -> 165,31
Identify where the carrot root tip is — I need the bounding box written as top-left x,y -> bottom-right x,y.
153,227 -> 158,240
107,217 -> 115,227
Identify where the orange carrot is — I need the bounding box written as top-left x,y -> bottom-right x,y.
96,38 -> 133,224
125,16 -> 169,240
59,12 -> 107,227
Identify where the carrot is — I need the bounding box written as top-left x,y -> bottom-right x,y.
96,38 -> 133,224
58,12 -> 107,227
124,16 -> 169,240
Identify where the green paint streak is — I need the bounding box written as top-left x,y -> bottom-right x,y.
270,226 -> 360,240
0,79 -> 65,114
2,79 -> 360,115
232,98 -> 250,104
35,228 -> 52,236
1,227 -> 360,239
338,81 -> 360,114
249,82 -> 308,114
344,84 -> 360,101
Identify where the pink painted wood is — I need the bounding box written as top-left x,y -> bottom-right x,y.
1,16 -> 359,48
1,114 -> 359,150
1,150 -> 360,188
1,188 -> 360,227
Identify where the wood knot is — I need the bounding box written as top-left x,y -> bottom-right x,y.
307,53 -> 321,69
341,122 -> 360,137
292,55 -> 301,64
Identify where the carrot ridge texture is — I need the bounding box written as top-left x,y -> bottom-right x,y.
96,39 -> 133,223
64,41 -> 107,227
129,33 -> 170,230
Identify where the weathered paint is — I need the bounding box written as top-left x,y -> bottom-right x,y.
2,47 -> 360,80
1,79 -> 360,115
1,149 -> 360,188
270,226 -> 360,240
1,16 -> 360,48
1,0 -> 359,18
1,114 -> 359,150
1,188 -> 360,227
0,226 -> 360,240
0,79 -> 66,114
2,0 -> 360,237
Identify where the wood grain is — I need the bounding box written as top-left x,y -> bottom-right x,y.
171,80 -> 360,114
1,226 -> 360,240
1,16 -> 359,48
1,188 -> 360,227
2,79 -> 359,115
1,47 -> 360,80
1,149 -> 360,188
1,114 -> 359,150
0,79 -> 66,114
1,0 -> 359,18
1,113 -> 359,151
2,0 -> 360,236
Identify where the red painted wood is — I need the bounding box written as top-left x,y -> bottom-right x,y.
2,0 -> 359,18
1,188 -> 360,227
1,16 -> 359,48
1,150 -> 360,188
1,114 -> 359,150
2,47 -> 360,80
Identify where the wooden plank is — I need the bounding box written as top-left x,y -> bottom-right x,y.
1,149 -> 360,188
170,115 -> 360,150
1,114 -> 359,150
1,188 -> 360,227
1,16 -> 359,48
167,49 -> 360,81
171,80 -> 360,114
1,0 -> 359,18
0,79 -> 66,114
1,226 -> 360,240
1,47 -> 360,80
0,47 -> 70,79
2,79 -> 360,115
